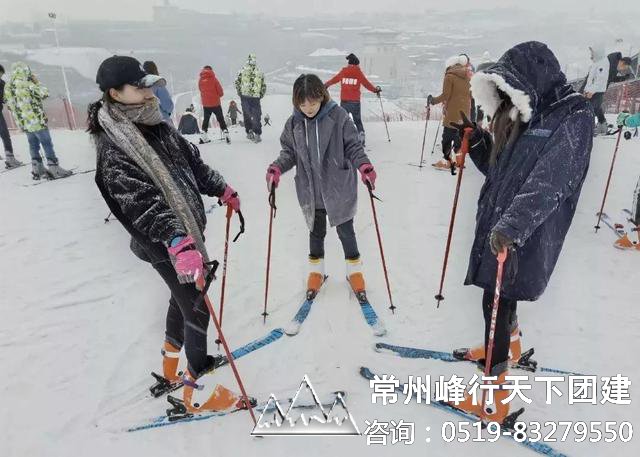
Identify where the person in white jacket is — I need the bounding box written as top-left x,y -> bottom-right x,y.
581,44 -> 611,136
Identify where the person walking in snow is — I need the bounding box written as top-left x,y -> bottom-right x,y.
227,100 -> 241,126
88,55 -> 247,414
427,54 -> 472,174
613,111 -> 640,251
447,42 -> 593,424
177,104 -> 200,135
198,65 -> 229,144
3,62 -> 72,179
142,61 -> 175,126
0,63 -> 23,169
325,53 -> 381,147
235,54 -> 266,143
580,46 -> 632,136
266,74 -> 377,302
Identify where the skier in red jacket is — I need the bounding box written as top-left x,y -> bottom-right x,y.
198,66 -> 229,144
325,53 -> 381,146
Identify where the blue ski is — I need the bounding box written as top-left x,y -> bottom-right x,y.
360,367 -> 568,457
285,277 -> 328,336
359,301 -> 387,337
374,342 -> 584,377
149,328 -> 285,398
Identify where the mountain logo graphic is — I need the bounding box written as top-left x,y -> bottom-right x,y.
251,375 -> 360,436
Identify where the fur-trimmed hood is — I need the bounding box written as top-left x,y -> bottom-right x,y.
445,54 -> 469,69
470,41 -> 567,123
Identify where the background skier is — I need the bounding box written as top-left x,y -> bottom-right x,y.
325,53 -> 381,147
198,65 -> 228,143
4,62 -> 72,179
177,104 -> 200,135
0,63 -> 23,169
227,100 -> 241,126
427,54 -> 472,173
142,61 -> 174,126
235,54 -> 266,143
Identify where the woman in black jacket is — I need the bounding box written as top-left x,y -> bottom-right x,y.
89,56 -> 245,413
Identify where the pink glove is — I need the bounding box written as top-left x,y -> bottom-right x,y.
266,165 -> 281,190
167,235 -> 204,284
221,185 -> 240,212
358,163 -> 377,190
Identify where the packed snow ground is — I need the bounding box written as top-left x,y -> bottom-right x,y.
1,94 -> 639,457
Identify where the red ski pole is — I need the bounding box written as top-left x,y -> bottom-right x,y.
418,104 -> 431,168
595,127 -> 623,232
481,248 -> 508,414
215,204 -> 233,347
196,274 -> 256,425
435,127 -> 473,307
366,182 -> 395,313
262,186 -> 276,323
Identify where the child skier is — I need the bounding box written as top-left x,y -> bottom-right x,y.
266,74 -> 377,300
449,42 -> 593,423
88,55 -> 247,413
227,100 -> 241,126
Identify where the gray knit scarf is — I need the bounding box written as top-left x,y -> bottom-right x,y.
97,98 -> 210,262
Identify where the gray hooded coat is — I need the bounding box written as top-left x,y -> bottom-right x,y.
272,101 -> 371,230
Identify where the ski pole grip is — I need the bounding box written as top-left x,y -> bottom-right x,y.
225,203 -> 233,219
497,248 -> 508,264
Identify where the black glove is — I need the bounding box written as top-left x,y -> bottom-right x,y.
450,111 -> 477,138
427,95 -> 434,105
375,86 -> 382,94
489,230 -> 514,256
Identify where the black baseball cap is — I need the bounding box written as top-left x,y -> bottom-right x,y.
96,55 -> 165,92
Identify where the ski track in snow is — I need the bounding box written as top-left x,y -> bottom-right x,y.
1,95 -> 639,456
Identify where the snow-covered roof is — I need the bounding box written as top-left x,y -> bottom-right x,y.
308,48 -> 348,58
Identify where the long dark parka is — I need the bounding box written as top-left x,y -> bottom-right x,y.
466,41 -> 594,301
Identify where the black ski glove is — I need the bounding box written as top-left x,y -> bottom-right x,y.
450,111 -> 478,137
489,229 -> 514,256
427,95 -> 434,105
375,86 -> 382,95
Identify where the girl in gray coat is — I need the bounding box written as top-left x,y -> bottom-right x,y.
266,74 -> 377,298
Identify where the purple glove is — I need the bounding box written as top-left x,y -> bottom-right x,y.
358,163 -> 377,190
220,185 -> 240,212
266,165 -> 281,190
167,235 -> 203,284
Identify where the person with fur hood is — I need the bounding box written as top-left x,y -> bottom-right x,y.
427,54 -> 472,174
88,56 -> 249,414
446,42 -> 593,423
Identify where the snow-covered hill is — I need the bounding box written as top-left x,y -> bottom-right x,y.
1,95 -> 638,457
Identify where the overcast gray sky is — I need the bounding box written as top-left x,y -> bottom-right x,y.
2,0 -> 640,22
